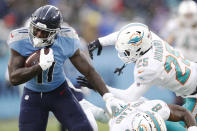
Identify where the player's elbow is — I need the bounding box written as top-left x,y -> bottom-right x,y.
9,75 -> 21,86
9,79 -> 20,86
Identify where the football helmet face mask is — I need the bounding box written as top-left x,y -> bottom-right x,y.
132,111 -> 167,131
115,23 -> 152,64
29,5 -> 63,47
178,0 -> 197,26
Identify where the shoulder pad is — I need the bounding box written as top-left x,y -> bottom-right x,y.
59,26 -> 79,40
7,27 -> 29,45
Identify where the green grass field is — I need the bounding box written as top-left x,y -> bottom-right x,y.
0,117 -> 109,131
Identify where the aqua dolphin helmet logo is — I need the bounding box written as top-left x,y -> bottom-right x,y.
128,31 -> 144,46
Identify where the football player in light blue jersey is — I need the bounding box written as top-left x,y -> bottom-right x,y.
7,5 -> 125,131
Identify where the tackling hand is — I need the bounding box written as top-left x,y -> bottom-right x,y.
39,48 -> 54,71
77,76 -> 95,90
103,93 -> 126,117
88,39 -> 102,59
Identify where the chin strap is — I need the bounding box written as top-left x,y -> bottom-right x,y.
139,46 -> 152,56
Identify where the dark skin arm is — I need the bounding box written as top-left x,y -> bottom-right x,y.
8,49 -> 42,86
70,49 -> 108,96
168,104 -> 196,128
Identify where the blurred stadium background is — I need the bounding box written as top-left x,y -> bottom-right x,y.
0,0 -> 193,130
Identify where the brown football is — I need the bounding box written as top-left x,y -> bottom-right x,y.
25,48 -> 50,67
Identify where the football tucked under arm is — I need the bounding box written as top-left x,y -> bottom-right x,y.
25,48 -> 50,67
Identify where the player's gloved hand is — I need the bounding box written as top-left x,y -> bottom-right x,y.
103,93 -> 126,117
88,39 -> 102,59
79,99 -> 110,123
188,126 -> 197,131
39,48 -> 54,71
114,64 -> 126,76
77,76 -> 95,90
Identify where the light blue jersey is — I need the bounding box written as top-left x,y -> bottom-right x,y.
7,27 -> 80,92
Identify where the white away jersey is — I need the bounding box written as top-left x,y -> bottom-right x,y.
134,38 -> 197,96
109,99 -> 170,131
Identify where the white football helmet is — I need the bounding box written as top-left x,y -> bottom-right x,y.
115,23 -> 152,64
132,111 -> 167,131
178,0 -> 197,26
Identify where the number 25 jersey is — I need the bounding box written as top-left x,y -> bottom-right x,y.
134,39 -> 197,97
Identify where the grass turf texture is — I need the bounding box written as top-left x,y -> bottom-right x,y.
0,117 -> 109,131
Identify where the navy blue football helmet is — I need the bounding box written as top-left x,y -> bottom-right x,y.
29,5 -> 63,47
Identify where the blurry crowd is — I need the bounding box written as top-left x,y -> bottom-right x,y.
0,0 -> 196,117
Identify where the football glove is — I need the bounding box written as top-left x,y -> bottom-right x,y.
79,99 -> 110,123
88,39 -> 102,59
114,64 -> 126,76
103,93 -> 126,117
39,48 -> 54,71
77,76 -> 95,90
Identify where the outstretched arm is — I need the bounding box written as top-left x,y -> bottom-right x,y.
88,32 -> 119,59
168,104 -> 196,128
108,82 -> 150,102
98,32 -> 119,46
77,76 -> 150,102
70,49 -> 127,115
70,49 -> 108,96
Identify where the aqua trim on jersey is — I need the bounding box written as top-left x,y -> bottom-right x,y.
8,28 -> 80,92
145,111 -> 161,131
165,121 -> 186,131
164,55 -> 191,85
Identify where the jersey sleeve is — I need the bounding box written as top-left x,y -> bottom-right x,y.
7,28 -> 30,56
98,31 -> 119,46
60,27 -> 80,57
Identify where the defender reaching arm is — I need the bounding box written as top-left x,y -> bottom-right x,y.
70,49 -> 108,95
